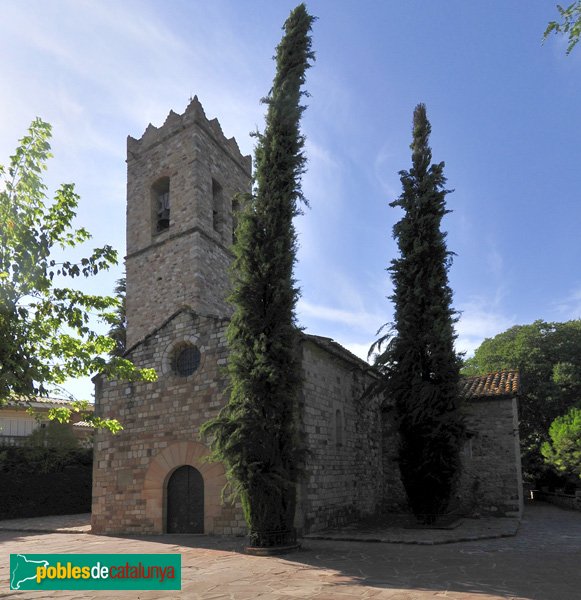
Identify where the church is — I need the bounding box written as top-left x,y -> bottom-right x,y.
91,98 -> 523,535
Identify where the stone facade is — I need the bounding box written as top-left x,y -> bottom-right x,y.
92,98 -> 523,537
93,99 -> 252,534
297,337 -> 383,532
92,315 -> 383,535
380,392 -> 524,519
456,396 -> 523,517
92,310 -> 246,535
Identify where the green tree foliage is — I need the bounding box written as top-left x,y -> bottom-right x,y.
25,420 -> 81,451
0,443 -> 93,519
371,104 -> 464,523
103,275 -> 127,358
0,119 -> 155,430
541,407 -> 581,479
463,319 -> 581,481
544,2 -> 581,54
201,4 -> 315,546
0,442 -> 92,475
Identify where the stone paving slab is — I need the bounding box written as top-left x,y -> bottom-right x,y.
304,516 -> 520,544
0,513 -> 91,534
0,503 -> 579,599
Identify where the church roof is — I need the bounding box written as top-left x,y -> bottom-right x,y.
302,334 -> 373,372
459,370 -> 519,400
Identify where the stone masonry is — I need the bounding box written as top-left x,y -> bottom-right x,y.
456,395 -> 523,517
92,310 -> 246,535
381,394 -> 524,519
125,96 -> 251,347
92,98 -> 523,536
93,98 -> 251,534
297,336 -> 383,532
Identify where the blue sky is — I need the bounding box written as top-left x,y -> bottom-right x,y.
1,1 -> 580,400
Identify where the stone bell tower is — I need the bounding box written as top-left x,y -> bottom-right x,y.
124,97 -> 252,347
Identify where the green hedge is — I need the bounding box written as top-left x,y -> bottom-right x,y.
0,445 -> 93,520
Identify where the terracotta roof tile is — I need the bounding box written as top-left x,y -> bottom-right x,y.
460,370 -> 519,400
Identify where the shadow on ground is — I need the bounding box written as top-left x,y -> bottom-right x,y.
1,502 -> 579,599
125,503 -> 581,599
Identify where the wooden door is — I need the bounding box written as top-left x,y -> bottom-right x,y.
166,465 -> 204,533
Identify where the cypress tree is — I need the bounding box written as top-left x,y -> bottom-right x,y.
373,104 -> 464,523
201,4 -> 315,547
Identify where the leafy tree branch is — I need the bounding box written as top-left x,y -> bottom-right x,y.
544,2 -> 581,54
0,118 -> 155,431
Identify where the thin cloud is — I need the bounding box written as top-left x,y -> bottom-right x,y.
553,287 -> 581,320
374,142 -> 400,200
298,299 -> 384,335
296,139 -> 347,262
0,0 -> 261,152
299,296 -> 515,360
302,138 -> 344,210
456,299 -> 516,356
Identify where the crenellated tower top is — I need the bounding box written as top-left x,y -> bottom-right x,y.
127,96 -> 251,175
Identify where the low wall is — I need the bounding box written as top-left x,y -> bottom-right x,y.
532,490 -> 581,512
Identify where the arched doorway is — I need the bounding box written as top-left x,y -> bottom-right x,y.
166,465 -> 204,533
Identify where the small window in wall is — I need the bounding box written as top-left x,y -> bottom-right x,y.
153,177 -> 170,233
335,409 -> 343,447
172,344 -> 201,377
212,178 -> 224,236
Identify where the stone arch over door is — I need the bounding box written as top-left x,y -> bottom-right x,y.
143,441 -> 226,533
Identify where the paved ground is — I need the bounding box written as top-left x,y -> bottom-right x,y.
1,502 -> 579,599
0,512 -> 520,544
0,513 -> 91,534
304,513 -> 519,544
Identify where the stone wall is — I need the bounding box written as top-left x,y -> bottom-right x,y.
533,490 -> 581,512
381,396 -> 523,518
125,97 -> 251,347
94,317 -> 523,536
92,310 -> 245,535
456,397 -> 523,517
94,325 -> 389,536
297,339 -> 384,533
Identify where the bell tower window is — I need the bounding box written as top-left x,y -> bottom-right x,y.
153,177 -> 170,233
